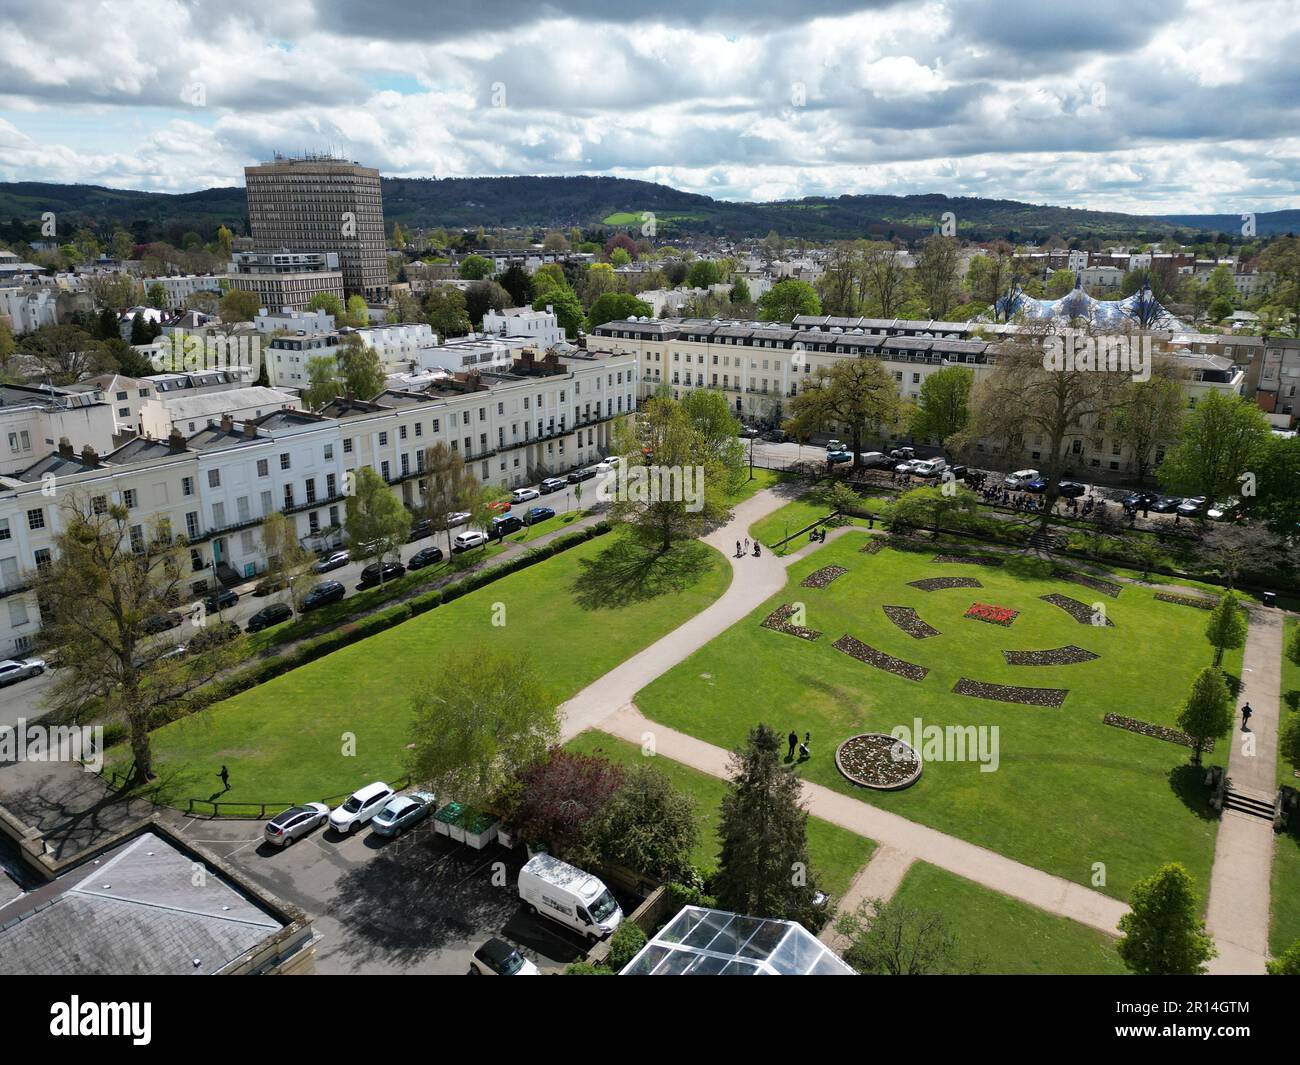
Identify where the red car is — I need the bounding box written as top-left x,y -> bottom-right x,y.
487,499 -> 511,515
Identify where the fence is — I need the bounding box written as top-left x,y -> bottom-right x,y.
184,775 -> 413,819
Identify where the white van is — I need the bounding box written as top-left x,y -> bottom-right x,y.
518,854 -> 623,940
912,457 -> 947,478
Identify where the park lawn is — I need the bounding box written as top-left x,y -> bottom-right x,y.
565,731 -> 874,898
1282,617 -> 1299,719
635,533 -> 1241,904
134,533 -> 732,806
725,466 -> 783,505
1274,617 -> 1300,956
887,862 -> 1127,975
749,484 -> 892,550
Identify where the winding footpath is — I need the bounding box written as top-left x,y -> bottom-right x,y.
558,486 -> 1280,971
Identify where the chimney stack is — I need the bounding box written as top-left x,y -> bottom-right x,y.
80,444 -> 98,467
57,437 -> 74,460
243,420 -> 258,439
168,428 -> 185,453
219,413 -> 234,433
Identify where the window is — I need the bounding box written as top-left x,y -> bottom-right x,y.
128,526 -> 144,554
326,473 -> 337,496
306,478 -> 317,503
378,432 -> 388,447
34,548 -> 52,569
257,458 -> 269,477
279,453 -> 291,471
0,518 -> 9,541
122,489 -> 137,509
207,469 -> 221,488
283,484 -> 294,507
27,508 -> 44,531
324,443 -> 334,461
212,502 -> 225,527
186,512 -> 200,539
182,476 -> 194,497
343,438 -> 353,454
399,425 -> 407,440
261,490 -> 273,515
90,495 -> 108,515
116,391 -> 128,401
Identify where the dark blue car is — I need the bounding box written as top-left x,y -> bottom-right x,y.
524,506 -> 556,526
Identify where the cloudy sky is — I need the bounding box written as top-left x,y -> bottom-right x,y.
1,0 -> 1297,214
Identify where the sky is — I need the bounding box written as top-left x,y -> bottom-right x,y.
0,0 -> 1297,215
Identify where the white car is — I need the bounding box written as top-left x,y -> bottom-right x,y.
510,487 -> 540,504
826,439 -> 845,452
894,459 -> 920,474
453,530 -> 489,552
1207,498 -> 1239,521
329,782 -> 395,834
1004,469 -> 1040,489
444,511 -> 471,528
469,938 -> 540,976
0,657 -> 46,687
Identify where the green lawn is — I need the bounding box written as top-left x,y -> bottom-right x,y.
886,862 -> 1127,974
133,533 -> 732,805
635,533 -> 1242,903
726,466 -> 784,505
749,484 -> 892,550
1282,617 -> 1299,719
565,731 -> 874,898
1273,616 -> 1300,957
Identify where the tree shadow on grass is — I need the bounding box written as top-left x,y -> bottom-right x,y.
1167,762 -> 1220,822
1000,554 -> 1054,581
1284,688 -> 1298,713
570,536 -> 716,610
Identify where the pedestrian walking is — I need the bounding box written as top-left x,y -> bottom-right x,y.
788,730 -> 798,761
1241,702 -> 1253,730
736,539 -> 742,557
798,731 -> 811,762
744,537 -> 750,553
219,765 -> 229,791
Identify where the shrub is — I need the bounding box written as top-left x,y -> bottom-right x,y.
563,961 -> 613,975
606,922 -> 648,971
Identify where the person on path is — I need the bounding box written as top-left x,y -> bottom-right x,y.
1241,703 -> 1253,731
754,542 -> 762,557
787,730 -> 798,761
744,537 -> 750,553
219,765 -> 229,791
736,539 -> 742,557
798,731 -> 811,762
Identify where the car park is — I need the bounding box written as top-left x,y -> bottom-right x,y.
1004,469 -> 1039,489
264,803 -> 330,848
469,938 -> 539,976
407,545 -> 445,570
524,506 -> 555,525
328,782 -> 395,834
1176,496 -> 1208,517
359,560 -> 406,587
539,477 -> 568,494
510,487 -> 540,504
204,587 -> 239,613
312,550 -> 350,574
370,791 -> 438,837
142,611 -> 183,634
246,603 -> 293,633
826,449 -> 853,464
453,530 -> 489,552
407,519 -> 434,542
517,854 -> 623,941
491,514 -> 524,536
567,467 -> 596,484
1150,495 -> 1184,513
301,580 -> 345,611
0,657 -> 46,687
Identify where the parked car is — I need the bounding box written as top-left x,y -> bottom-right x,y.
203,587 -> 239,613
517,854 -> 623,941
142,611 -> 182,635
469,938 -> 539,976
856,451 -> 888,468
539,477 -> 567,494
1121,490 -> 1160,510
947,464 -> 968,481
328,782 -> 395,834
187,620 -> 241,654
912,458 -> 947,478
825,439 -> 845,452
1176,496 -> 1208,517
1150,495 -> 1184,514
1004,469 -> 1039,489
760,429 -> 787,442
453,530 -> 489,552
264,803 -> 330,848
510,487 -> 540,504
1208,498 -> 1240,521
567,467 -> 596,484
407,518 -> 434,543
524,506 -> 555,526
301,580 -> 345,611
889,447 -> 916,461
0,657 -> 46,687
738,426 -> 760,439
359,560 -> 406,587
593,459 -> 616,473
491,514 -> 524,536
252,575 -> 288,597
312,550 -> 350,574
1057,480 -> 1087,499
444,511 -> 471,528
246,603 -> 293,633
370,791 -> 438,837
894,459 -> 920,475
487,499 -> 512,515
826,449 -> 853,464
407,545 -> 444,570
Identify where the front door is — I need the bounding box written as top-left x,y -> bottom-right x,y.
213,537 -> 225,564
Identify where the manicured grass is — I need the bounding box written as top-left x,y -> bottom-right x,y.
726,466 -> 784,505
1282,617 -> 1299,718
1271,818 -> 1300,957
886,862 -> 1127,974
565,731 -> 874,898
749,484 -> 892,549
133,533 -> 732,805
635,533 -> 1241,903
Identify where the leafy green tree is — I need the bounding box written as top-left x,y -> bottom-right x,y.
219,287 -> 260,322
1046,269 -> 1077,298
891,485 -> 979,536
1267,940 -> 1300,975
259,512 -> 316,612
713,723 -> 826,929
730,276 -> 752,304
497,263 -> 531,306
407,652 -> 559,808
758,278 -> 820,322
1176,666 -> 1232,766
1117,864 -> 1216,975
458,254 -> 493,280
533,285 -> 584,339
786,358 -> 899,470
909,365 -> 973,446
344,465 -> 411,575
1111,368 -> 1187,487
306,291 -> 345,319
425,285 -> 472,339
1248,434 -> 1300,538
582,762 -> 699,884
145,282 -> 168,309
913,234 -> 961,319
609,247 -> 632,267
419,441 -> 481,556
464,280 -> 511,328
685,259 -> 722,289
836,897 -> 979,975
1279,711 -> 1300,778
302,355 -> 340,410
587,292 -> 652,330
345,294 -> 370,326
337,334 -> 385,399
1204,592 -> 1247,668
1158,391 -> 1271,506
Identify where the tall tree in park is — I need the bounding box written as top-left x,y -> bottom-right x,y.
419,442 -> 481,557
532,285 -> 584,339
36,500 -> 245,783
88,272 -> 140,312
344,295 -> 370,327
913,234 -> 961,319
464,280 -> 511,329
302,355 -> 340,409
25,324 -> 113,383
713,724 -> 826,929
758,278 -> 820,322
891,484 -> 980,537
817,242 -> 860,315
835,897 -> 979,975
344,465 -> 411,576
1110,367 -> 1187,487
218,287 -> 260,323
581,763 -> 699,884
587,292 -> 652,330
909,365 -> 973,447
1204,592 -> 1247,669
678,387 -> 746,490
1117,864 -> 1216,975
337,334 -> 385,399
1157,390 -> 1271,506
1176,666 -> 1232,766
1247,434 -> 1300,538
425,285 -> 472,339
786,357 -> 899,470
458,253 -> 493,280
259,512 -> 316,612
407,652 -> 559,808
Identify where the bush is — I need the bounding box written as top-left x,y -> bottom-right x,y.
665,879 -> 717,912
605,922 -> 648,971
563,962 -> 613,975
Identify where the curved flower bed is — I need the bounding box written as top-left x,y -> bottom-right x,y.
952,677 -> 1068,707
965,602 -> 1020,627
859,539 -> 886,555
761,604 -> 822,641
909,576 -> 983,592
832,634 -> 929,681
1040,593 -> 1115,626
1002,644 -> 1100,666
1103,713 -> 1215,751
800,565 -> 848,589
1051,568 -> 1122,599
933,554 -> 1003,567
1154,592 -> 1219,610
882,605 -> 941,639
835,732 -> 923,790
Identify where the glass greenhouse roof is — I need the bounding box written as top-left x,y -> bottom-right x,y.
619,906 -> 856,976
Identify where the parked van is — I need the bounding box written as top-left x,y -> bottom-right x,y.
858,452 -> 890,468
912,458 -> 947,478
517,854 -> 623,941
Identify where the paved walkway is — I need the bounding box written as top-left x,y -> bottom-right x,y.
1204,604 -> 1284,975
818,845 -> 916,953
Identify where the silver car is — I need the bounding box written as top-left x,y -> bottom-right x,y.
370,791 -> 438,837
263,802 -> 330,847
0,657 -> 46,687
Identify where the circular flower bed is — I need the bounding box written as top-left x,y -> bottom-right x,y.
835,733 -> 923,790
